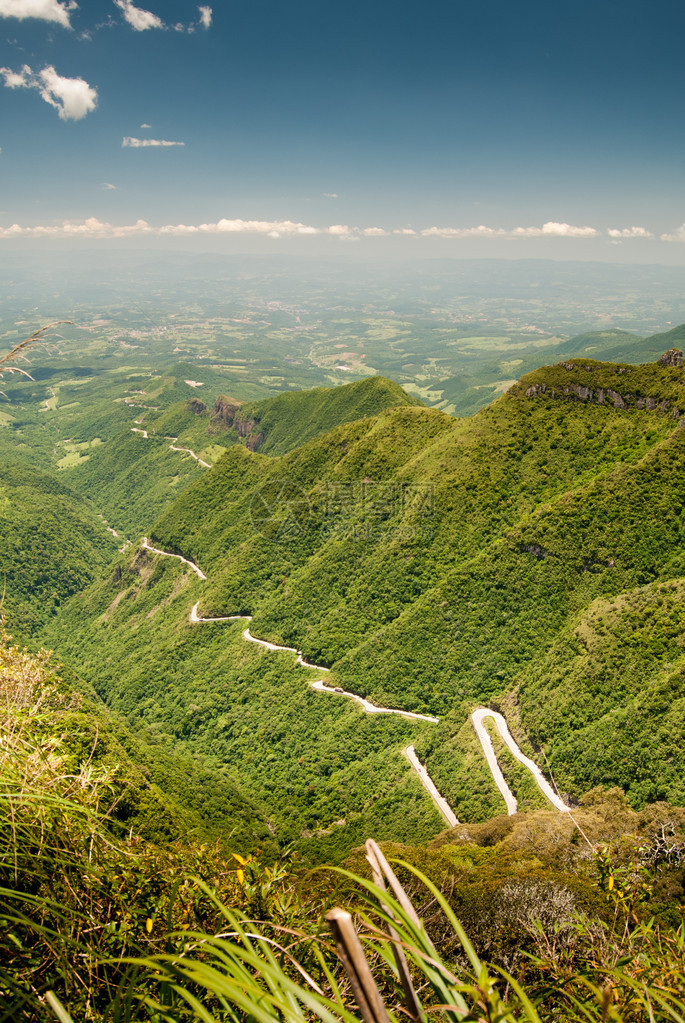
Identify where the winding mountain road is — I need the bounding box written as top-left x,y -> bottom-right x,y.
142,539 -> 568,823
131,427 -> 213,468
310,679 -> 439,722
471,709 -> 569,814
403,745 -> 459,827
142,538 -> 207,580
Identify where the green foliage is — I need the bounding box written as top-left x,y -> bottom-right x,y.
517,576 -> 685,807
0,458 -> 119,631
43,353 -> 685,829
235,375 -> 422,455
66,429 -> 207,536
4,633 -> 685,1022
44,547 -> 445,860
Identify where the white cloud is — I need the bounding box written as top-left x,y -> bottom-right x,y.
0,217 -> 336,239
422,221 -> 600,239
0,216 -> 153,238
139,122 -> 151,128
607,226 -> 652,239
198,5 -> 211,28
422,225 -> 501,238
0,65 -> 30,89
510,222 -> 599,238
114,0 -> 163,31
122,136 -> 184,147
0,64 -> 97,120
159,218 -> 322,236
0,216 -> 658,243
661,224 -> 685,242
0,0 -> 76,27
102,182 -> 116,189
322,192 -> 338,198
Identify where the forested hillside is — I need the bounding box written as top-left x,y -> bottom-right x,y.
43,351 -> 685,838
6,331 -> 685,1020
0,459 -> 120,632
64,375 -> 419,535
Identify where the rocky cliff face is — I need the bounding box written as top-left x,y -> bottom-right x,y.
659,348 -> 684,367
522,352 -> 685,420
210,396 -> 264,450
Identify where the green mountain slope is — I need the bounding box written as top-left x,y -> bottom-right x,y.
64,376 -> 421,536
556,329 -> 644,359
0,459 -> 120,632
150,359 -> 678,673
44,544 -> 444,859
227,375 -> 422,455
45,351 -> 685,834
66,427 -> 209,537
518,576 -> 685,807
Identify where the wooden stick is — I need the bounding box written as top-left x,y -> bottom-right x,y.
326,908 -> 391,1023
366,839 -> 423,1022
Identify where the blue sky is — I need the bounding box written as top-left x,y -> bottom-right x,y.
1,0 -> 685,259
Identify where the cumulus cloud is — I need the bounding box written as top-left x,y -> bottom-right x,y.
114,0 -> 163,31
122,136 -> 184,147
422,221 -> 600,239
0,217 -> 344,239
607,226 -> 653,239
160,218 -> 322,237
661,224 -> 685,242
198,5 -> 211,28
0,0 -> 76,27
514,222 -> 599,237
422,225 -> 501,238
139,122 -> 151,128
0,64 -> 97,120
0,216 -> 153,239
0,216 -> 658,243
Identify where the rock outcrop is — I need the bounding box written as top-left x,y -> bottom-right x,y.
187,399 -> 207,415
658,348 -> 684,367
523,354 -> 685,419
210,395 -> 264,450
210,395 -> 243,430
